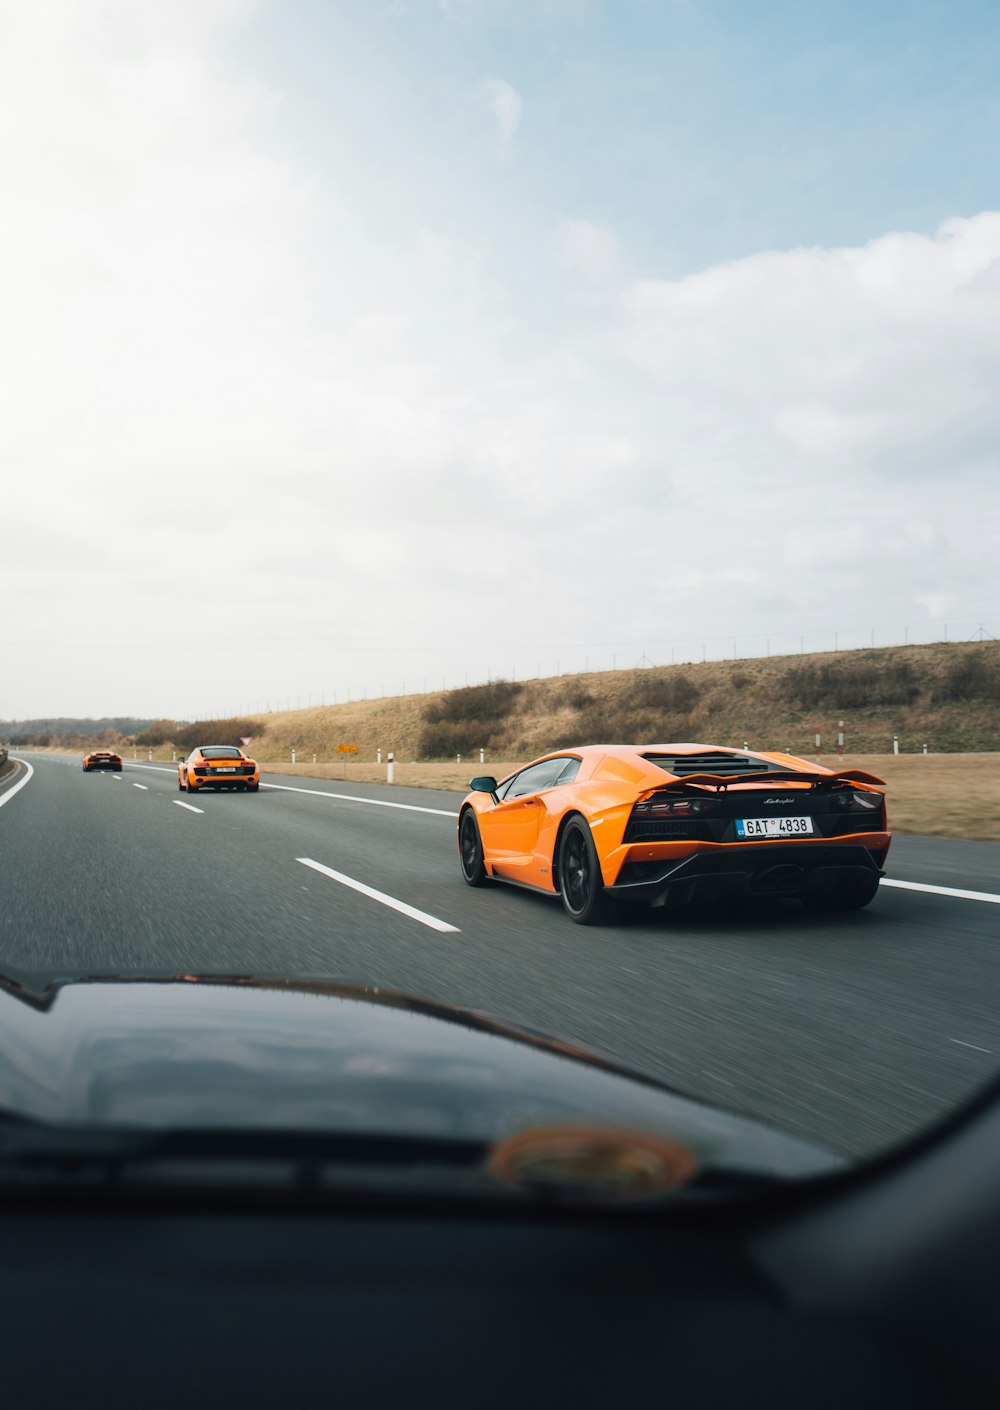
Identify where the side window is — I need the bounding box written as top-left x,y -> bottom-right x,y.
502,757 -> 581,800
554,758 -> 581,786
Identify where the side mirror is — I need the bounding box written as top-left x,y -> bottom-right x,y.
469,775 -> 499,802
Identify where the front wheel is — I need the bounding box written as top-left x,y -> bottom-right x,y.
459,810 -> 489,886
557,818 -> 610,925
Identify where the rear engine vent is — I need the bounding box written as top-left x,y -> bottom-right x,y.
644,751 -> 776,777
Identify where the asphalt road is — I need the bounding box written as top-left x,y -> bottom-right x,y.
2,751 -> 999,1160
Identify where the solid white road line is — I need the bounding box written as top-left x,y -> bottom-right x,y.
881,878 -> 1000,905
265,782 -> 458,818
126,765 -> 459,818
173,800 -> 204,814
951,1039 -> 992,1053
132,783 -> 148,790
296,857 -> 460,933
0,758 -> 34,811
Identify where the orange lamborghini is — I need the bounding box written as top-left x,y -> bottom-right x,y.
178,745 -> 260,793
458,744 -> 890,924
82,749 -> 122,772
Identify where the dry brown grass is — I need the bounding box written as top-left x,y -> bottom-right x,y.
22,641 -> 1000,842
254,752 -> 1000,843
210,640 -> 1000,763
839,753 -> 1000,841
24,744 -> 1000,841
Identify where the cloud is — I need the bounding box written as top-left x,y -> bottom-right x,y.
1,3 -> 999,713
479,77 -> 521,147
559,219 -> 624,290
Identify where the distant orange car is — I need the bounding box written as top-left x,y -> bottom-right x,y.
83,749 -> 122,772
458,744 -> 890,924
178,745 -> 260,793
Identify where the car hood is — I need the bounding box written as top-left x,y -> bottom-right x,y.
0,972 -> 841,1181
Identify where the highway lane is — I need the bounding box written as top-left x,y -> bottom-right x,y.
2,751 -> 999,1161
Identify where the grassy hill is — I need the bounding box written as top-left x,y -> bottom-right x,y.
143,639 -> 998,762
1,716 -> 156,747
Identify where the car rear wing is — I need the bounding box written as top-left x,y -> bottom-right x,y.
642,768 -> 886,798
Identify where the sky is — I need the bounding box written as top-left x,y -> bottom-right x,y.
2,0 -> 999,720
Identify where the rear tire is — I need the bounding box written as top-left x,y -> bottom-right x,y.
557,817 -> 610,925
800,873 -> 880,912
246,782 -> 259,792
459,810 -> 489,886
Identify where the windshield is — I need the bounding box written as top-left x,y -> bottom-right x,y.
0,1 -> 997,1198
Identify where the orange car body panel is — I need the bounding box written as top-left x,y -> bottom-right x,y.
178,747 -> 259,791
83,750 -> 122,770
461,744 -> 890,896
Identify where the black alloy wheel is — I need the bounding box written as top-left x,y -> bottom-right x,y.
557,817 -> 610,925
459,810 -> 489,886
800,872 -> 881,912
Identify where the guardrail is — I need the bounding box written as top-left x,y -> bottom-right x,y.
0,748 -> 8,770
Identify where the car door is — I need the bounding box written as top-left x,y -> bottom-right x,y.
485,758 -> 581,883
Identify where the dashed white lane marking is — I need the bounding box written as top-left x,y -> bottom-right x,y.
112,774 -> 122,780
126,765 -> 459,818
951,1039 -> 992,1054
0,758 -> 34,811
173,800 -> 204,814
296,857 -> 460,933
881,878 -> 1000,905
132,783 -> 148,790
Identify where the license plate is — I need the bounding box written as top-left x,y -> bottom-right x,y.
736,817 -> 814,838
214,767 -> 237,773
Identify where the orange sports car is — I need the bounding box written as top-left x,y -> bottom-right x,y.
82,749 -> 122,772
458,744 -> 890,924
178,745 -> 260,793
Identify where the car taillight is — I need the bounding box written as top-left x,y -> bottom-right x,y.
837,791 -> 883,812
632,796 -> 721,818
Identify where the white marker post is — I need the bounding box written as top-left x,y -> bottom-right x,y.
377,749 -> 382,765
814,725 -> 821,761
837,720 -> 845,764
479,748 -> 485,764
893,736 -> 899,755
386,751 -> 394,785
292,748 -> 297,765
